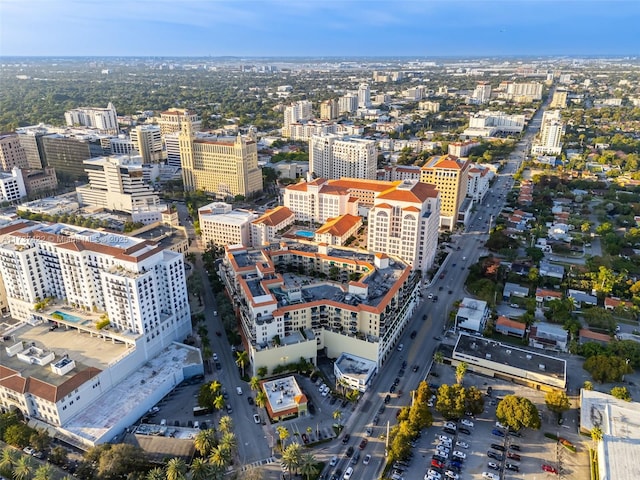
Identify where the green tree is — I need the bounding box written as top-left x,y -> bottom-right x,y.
210,380 -> 222,396
249,376 -> 260,392
281,443 -> 302,480
96,443 -> 149,479
146,467 -> 166,480
525,247 -> 545,262
545,390 -> 571,418
583,380 -> 594,391
332,409 -> 343,426
188,457 -> 212,480
464,386 -> 485,415
584,355 -> 633,383
166,457 -> 187,480
435,384 -> 466,420
257,366 -> 268,378
255,391 -> 268,408
13,455 -> 35,480
219,432 -> 237,455
194,429 -> 217,457
236,350 -> 250,377
455,362 -> 468,385
276,426 -> 290,451
0,447 -> 19,475
209,446 -> 231,470
496,395 -> 541,431
218,415 -> 233,434
299,453 -> 318,480
3,423 -> 32,448
29,429 -> 51,452
33,463 -> 56,480
610,386 -> 632,401
213,394 -> 225,411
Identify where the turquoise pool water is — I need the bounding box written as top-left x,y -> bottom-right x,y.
52,310 -> 82,323
295,230 -> 315,238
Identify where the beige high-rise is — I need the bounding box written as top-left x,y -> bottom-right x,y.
179,121 -> 263,198
420,154 -> 470,230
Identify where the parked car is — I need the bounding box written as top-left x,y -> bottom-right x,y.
452,451 -> 466,459
509,444 -> 521,451
458,427 -> 471,435
460,419 -> 474,427
487,462 -> 499,471
363,454 -> 371,465
253,414 -> 261,424
345,446 -> 354,458
482,472 -> 500,480
507,452 -> 521,461
455,441 -> 468,449
342,433 -> 351,444
410,330 -> 417,339
491,443 -> 506,452
491,429 -> 505,437
359,438 -> 368,450
412,364 -> 420,372
505,463 -> 519,472
329,456 -> 338,466
542,464 -> 558,474
487,451 -> 504,461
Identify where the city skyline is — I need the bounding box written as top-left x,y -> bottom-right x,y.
1,0 -> 639,58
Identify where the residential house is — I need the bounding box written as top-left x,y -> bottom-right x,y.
567,289 -> 598,309
503,282 -> 529,300
579,329 -> 612,346
529,322 -> 568,352
495,316 -> 527,338
535,288 -> 563,307
539,261 -> 565,280
604,297 -> 634,311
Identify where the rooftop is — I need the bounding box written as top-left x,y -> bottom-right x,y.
262,376 -> 306,415
335,353 -> 377,383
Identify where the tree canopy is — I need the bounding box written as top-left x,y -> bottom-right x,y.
495,395 -> 541,431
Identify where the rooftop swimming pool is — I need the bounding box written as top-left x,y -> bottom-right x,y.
52,310 -> 82,323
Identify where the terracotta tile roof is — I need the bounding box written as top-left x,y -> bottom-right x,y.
319,185 -> 349,195
375,203 -> 393,209
422,154 -> 467,171
0,366 -> 26,393
329,178 -> 402,193
193,139 -> 235,146
535,288 -> 562,298
252,206 -> 294,227
286,182 -> 311,192
579,329 -> 611,343
376,182 -> 439,203
496,316 -> 526,331
403,206 -> 421,212
315,214 -> 361,237
604,297 -> 633,309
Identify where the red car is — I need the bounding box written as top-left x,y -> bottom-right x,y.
431,459 -> 444,469
359,438 -> 368,450
542,464 -> 558,474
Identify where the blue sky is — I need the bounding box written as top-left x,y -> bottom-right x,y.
1,0 -> 638,57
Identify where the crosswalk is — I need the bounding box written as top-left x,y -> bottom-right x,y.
240,456 -> 276,471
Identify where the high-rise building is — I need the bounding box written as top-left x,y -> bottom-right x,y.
0,134 -> 30,171
550,90 -> 568,109
163,132 -> 182,168
420,154 -> 470,230
531,110 -> 565,156
319,99 -> 339,120
157,108 -> 201,136
472,82 -> 492,104
76,155 -> 162,213
64,103 -> 118,134
282,101 -> 313,137
179,122 -> 263,198
503,82 -> 544,102
310,134 -> 377,180
0,167 -> 27,202
41,134 -> 96,180
368,180 -> 440,271
16,127 -> 48,169
130,125 -> 163,163
338,94 -> 358,115
358,83 -> 371,109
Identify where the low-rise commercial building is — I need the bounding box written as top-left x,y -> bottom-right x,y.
198,202 -> 256,248
261,376 -> 307,421
455,298 -> 489,333
334,353 -> 377,393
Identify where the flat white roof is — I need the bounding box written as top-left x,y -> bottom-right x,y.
262,376 -> 304,415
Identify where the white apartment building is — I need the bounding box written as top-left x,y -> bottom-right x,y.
284,177 -> 358,224
108,136 -> 137,156
286,122 -> 337,141
76,155 -> 162,213
339,94 -> 358,115
531,110 -> 565,156
448,140 -> 481,158
198,202 -> 256,247
368,180 -> 440,271
0,221 -> 195,447
220,243 -> 422,378
0,168 -> 27,203
466,164 -> 493,203
418,101 -> 440,113
64,103 -> 118,134
472,82 -> 492,104
310,134 -> 377,180
463,110 -> 526,137
130,125 -> 163,163
358,84 -> 371,108
501,82 -> 543,102
282,101 -> 313,137
251,206 -> 295,247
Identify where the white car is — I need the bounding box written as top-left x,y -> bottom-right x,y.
445,472 -> 459,480
452,450 -> 466,459
329,456 -> 338,466
428,293 -> 434,299
495,421 -> 507,429
482,473 -> 500,480
397,343 -> 404,352
343,467 -> 354,480
437,434 -> 452,443
253,414 -> 261,424
363,454 -> 371,465
460,419 -> 474,428
236,386 -> 243,395
321,389 -> 329,397
212,353 -> 218,361
436,446 -> 450,455
438,439 -> 452,447
455,441 -> 469,449
444,422 -> 457,430
426,471 -> 441,479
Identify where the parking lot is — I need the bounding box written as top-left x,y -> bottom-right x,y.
389,366 -> 590,480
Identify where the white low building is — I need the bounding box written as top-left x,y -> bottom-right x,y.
334,353 -> 377,393
198,202 -> 256,247
455,298 -> 489,333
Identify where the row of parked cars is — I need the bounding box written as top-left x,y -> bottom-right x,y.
426,416 -> 477,480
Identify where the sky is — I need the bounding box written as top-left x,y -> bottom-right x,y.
0,0 -> 639,57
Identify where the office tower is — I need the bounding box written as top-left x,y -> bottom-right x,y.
163,132 -> 181,168
0,134 -> 30,170
473,82 -> 492,104
41,134 -> 96,180
157,108 -> 202,136
0,168 -> 27,202
531,110 -> 564,156
310,134 -> 377,180
358,83 -> 371,109
420,154 -> 470,230
368,180 -> 440,271
130,125 -> 163,163
282,101 -> 313,137
16,127 -> 48,169
64,103 -> 118,133
76,155 -> 161,213
320,99 -> 339,120
179,122 -> 263,198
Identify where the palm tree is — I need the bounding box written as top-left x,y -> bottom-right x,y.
213,394 -> 225,411
209,446 -> 231,470
299,452 -> 318,480
33,464 -> 56,480
194,429 -> 217,456
210,380 -> 222,395
166,457 -> 187,480
255,391 -> 267,408
219,432 -> 237,454
433,351 -> 444,369
455,361 -> 468,385
188,458 -> 212,480
277,426 -> 290,451
236,350 -> 250,377
13,455 -> 35,480
332,409 -> 343,426
0,447 -> 19,474
145,467 -> 166,480
218,415 -> 233,434
249,376 -> 260,392
281,443 -> 301,480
